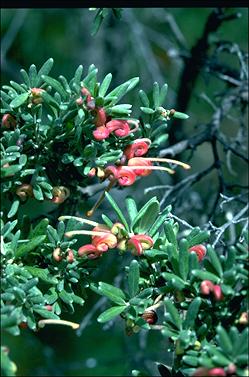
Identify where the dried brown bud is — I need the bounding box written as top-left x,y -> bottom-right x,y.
16,184 -> 34,201
141,310 -> 158,325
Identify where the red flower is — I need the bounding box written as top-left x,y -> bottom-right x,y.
93,126 -> 110,140
124,138 -> 151,159
189,244 -> 206,262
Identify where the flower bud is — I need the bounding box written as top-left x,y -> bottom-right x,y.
76,97 -> 83,105
208,368 -> 226,376
200,280 -> 214,295
16,184 -> 34,201
189,244 -> 206,262
238,312 -> 248,325
88,168 -> 96,177
194,341 -> 201,351
31,88 -> 45,104
81,87 -> 91,97
117,239 -> 127,251
212,285 -> 224,301
66,249 -> 74,263
111,222 -> 125,238
45,305 -> 53,311
227,364 -> 236,375
95,107 -> 107,127
93,126 -> 110,140
2,114 -> 16,128
53,247 -> 63,262
51,186 -> 70,204
19,322 -> 28,329
141,310 -> 158,325
192,369 -> 210,377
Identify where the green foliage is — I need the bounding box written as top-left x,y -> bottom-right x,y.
1,58 -> 248,377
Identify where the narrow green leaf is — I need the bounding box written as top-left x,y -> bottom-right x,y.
101,214 -> 113,228
98,282 -> 126,305
25,266 -> 58,284
20,69 -> 31,87
153,82 -> 160,107
7,200 -> 20,219
29,64 -> 37,86
33,184 -> 44,201
207,245 -> 223,277
162,272 -> 186,290
191,270 -> 220,283
159,83 -> 168,105
164,221 -> 177,248
128,260 -> 140,298
182,356 -> 198,367
97,305 -> 126,323
216,325 -> 233,354
183,297 -> 201,329
131,197 -> 160,233
125,196 -> 138,224
42,75 -> 67,100
139,90 -> 150,107
173,111 -> 189,120
140,107 -> 154,114
187,230 -> 210,248
179,239 -> 189,281
105,192 -> 129,231
33,308 -> 59,320
10,92 -> 29,108
30,218 -> 49,238
149,205 -> 172,237
15,235 -> 46,258
164,298 -> 182,330
99,73 -> 112,97
59,290 -> 73,305
37,58 -> 54,84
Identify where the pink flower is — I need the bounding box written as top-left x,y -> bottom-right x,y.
189,244 -> 207,262
93,126 -> 110,140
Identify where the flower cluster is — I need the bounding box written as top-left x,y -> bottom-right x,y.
77,87 -> 139,141
60,216 -> 154,259
200,280 -> 224,301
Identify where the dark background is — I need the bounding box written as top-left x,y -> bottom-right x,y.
1,7 -> 248,376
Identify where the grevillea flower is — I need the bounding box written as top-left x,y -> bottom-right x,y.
111,222 -> 126,238
78,244 -> 102,259
189,244 -> 206,261
116,166 -> 137,186
93,126 -> 110,140
66,249 -> 74,263
212,285 -> 224,301
91,225 -> 117,251
200,280 -> 214,295
2,114 -> 16,128
127,158 -> 153,177
124,138 -> 151,159
127,234 -> 154,256
106,119 -> 139,138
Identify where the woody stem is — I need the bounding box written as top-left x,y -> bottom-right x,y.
86,179 -> 117,217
